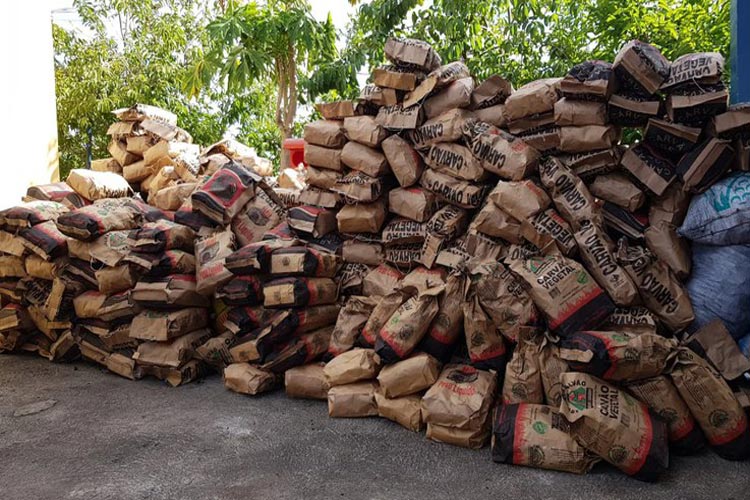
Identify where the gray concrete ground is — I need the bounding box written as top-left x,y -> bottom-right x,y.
1,355 -> 749,500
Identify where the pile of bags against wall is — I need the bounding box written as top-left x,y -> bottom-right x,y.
3,38 -> 750,480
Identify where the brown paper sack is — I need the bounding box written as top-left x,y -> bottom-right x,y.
683,319 -> 750,381
644,119 -> 701,159
306,166 -> 342,191
539,157 -> 602,230
304,144 -> 343,171
676,137 -> 734,193
426,422 -> 490,449
224,363 -> 279,395
624,375 -> 705,454
130,308 -> 208,342
471,74 -> 513,109
423,77 -> 475,119
377,352 -> 440,398
667,85 -> 728,127
373,65 -> 420,91
388,187 -> 437,223
473,105 -> 507,128
613,40 -> 670,94
360,292 -> 405,347
425,142 -> 487,182
336,200 -> 388,234
509,254 -> 614,337
471,203 -> 522,243
648,182 -> 690,227
341,142 -> 390,177
67,168 -> 133,200
470,261 -> 537,342
602,306 -> 659,335
376,285 -> 443,363
304,120 -> 346,148
324,347 -> 381,386
558,125 -> 620,153
298,185 -> 342,208
362,264 -> 403,297
90,157 -> 122,173
489,179 -> 550,221
502,327 -> 544,404
589,172 -> 645,211
343,240 -> 384,266
621,144 -> 676,196
331,171 -> 385,204
559,148 -> 621,181
537,340 -> 568,407
328,381 -> 379,417
384,37 -> 441,71
232,189 -> 286,246
316,100 -> 358,120
560,60 -> 615,101
467,127 -> 540,181
195,228 -> 235,296
608,93 -> 661,126
508,113 -> 556,135
338,262 -> 373,296
328,296 -> 378,357
492,403 -> 599,474
419,169 -> 489,209
409,109 -> 477,149
375,103 -> 424,131
554,98 -> 608,126
559,330 -> 677,381
262,277 -> 337,308
617,241 -> 694,332
152,183 -> 195,211
343,116 -> 389,148
419,272 -> 465,361
288,205 -> 338,238
359,84 -> 400,107
133,328 -> 212,368
504,78 -> 561,121
559,372 -> 669,481
382,218 -> 426,247
644,221 -> 691,279
574,222 -> 639,306
95,264 -> 136,295
521,208 -> 577,255
662,52 -> 724,89
284,362 -> 329,400
131,275 -> 210,309
422,364 -> 497,430
375,391 -> 424,432
670,347 -> 750,461
465,230 -> 508,262
382,134 -> 423,187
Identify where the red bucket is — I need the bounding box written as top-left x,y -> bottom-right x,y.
282,138 -> 307,168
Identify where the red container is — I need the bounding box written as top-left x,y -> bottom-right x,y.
283,138 -> 307,168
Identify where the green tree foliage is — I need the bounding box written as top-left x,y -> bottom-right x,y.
54,0 -> 282,177
310,0 -> 730,99
188,0 -> 337,168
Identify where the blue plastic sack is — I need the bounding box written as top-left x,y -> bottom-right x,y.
739,334 -> 750,358
687,243 -> 750,340
679,172 -> 750,245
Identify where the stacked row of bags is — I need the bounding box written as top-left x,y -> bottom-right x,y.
0,103 -> 316,386
268,36 -> 750,481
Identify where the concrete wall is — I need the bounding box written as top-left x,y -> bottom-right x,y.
0,2 -> 61,209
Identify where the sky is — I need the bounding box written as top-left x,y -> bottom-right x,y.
50,0 -> 357,33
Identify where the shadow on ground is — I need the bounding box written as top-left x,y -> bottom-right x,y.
1,355 -> 748,500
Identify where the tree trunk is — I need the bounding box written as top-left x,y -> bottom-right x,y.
275,43 -> 297,171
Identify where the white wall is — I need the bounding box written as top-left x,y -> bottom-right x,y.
0,2 -> 61,209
